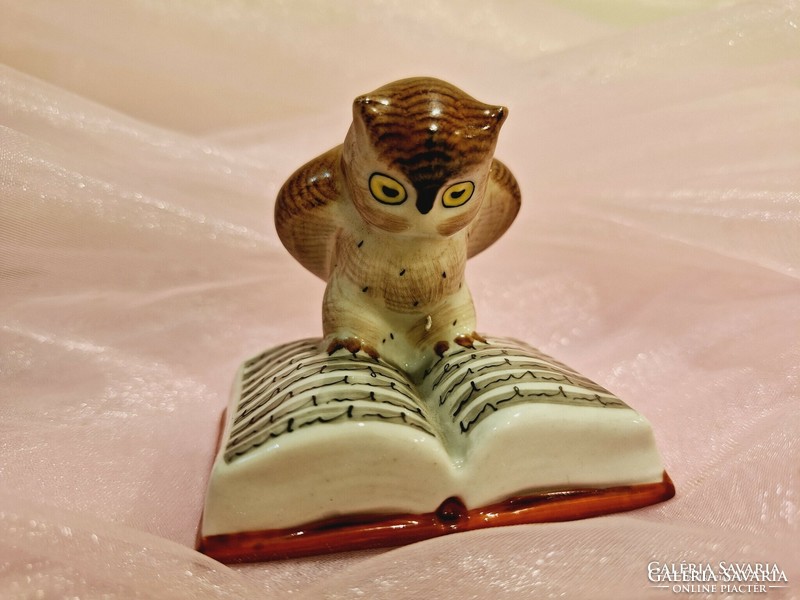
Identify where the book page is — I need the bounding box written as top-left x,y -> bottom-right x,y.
224,338 -> 438,463
204,339 -> 457,535
420,337 -> 630,457
420,337 -> 664,507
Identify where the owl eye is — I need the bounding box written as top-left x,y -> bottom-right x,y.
442,181 -> 475,208
369,173 -> 407,205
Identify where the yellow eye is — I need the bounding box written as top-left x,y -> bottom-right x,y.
442,181 -> 475,208
369,173 -> 407,205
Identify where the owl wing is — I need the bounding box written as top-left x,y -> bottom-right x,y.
275,146 -> 344,281
467,158 -> 521,258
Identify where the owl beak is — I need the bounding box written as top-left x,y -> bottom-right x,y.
415,187 -> 437,215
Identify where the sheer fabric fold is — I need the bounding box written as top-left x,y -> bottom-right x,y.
1,1 -> 797,597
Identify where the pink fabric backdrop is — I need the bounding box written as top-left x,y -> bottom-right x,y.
1,1 -> 798,598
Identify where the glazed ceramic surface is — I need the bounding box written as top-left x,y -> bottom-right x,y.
5,2 -> 796,592
199,78 -> 672,561
201,336 -> 666,539
275,77 -> 520,378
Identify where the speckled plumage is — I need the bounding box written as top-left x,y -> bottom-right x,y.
275,77 -> 521,378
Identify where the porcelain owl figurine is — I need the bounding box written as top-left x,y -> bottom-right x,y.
275,77 -> 521,379
200,77 -> 673,563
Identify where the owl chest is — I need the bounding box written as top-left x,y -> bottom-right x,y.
332,232 -> 466,313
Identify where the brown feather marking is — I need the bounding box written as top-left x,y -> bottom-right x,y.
454,335 -> 475,349
437,202 -> 481,237
466,158 -> 521,258
355,77 -> 506,184
275,147 -> 343,280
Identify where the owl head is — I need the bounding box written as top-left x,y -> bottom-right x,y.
342,77 -> 507,237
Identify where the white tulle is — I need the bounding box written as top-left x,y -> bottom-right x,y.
1,1 -> 798,598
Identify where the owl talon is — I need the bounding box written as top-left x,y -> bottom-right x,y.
454,335 -> 475,349
471,331 -> 487,344
434,341 -> 450,357
361,344 -> 380,360
327,337 -> 360,355
453,332 -> 487,349
327,337 -> 380,360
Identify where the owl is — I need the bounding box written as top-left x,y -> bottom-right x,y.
275,77 -> 521,380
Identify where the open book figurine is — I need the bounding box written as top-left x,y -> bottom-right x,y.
198,77 -> 674,562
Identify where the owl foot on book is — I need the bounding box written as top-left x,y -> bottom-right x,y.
326,336 -> 379,360
434,332 -> 487,357
453,331 -> 487,350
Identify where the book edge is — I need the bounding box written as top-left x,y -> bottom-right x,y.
198,471 -> 676,563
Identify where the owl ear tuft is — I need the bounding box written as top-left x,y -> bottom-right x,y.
494,106 -> 507,126
353,95 -> 385,127
483,106 -> 507,132
471,105 -> 507,141
353,96 -> 366,122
